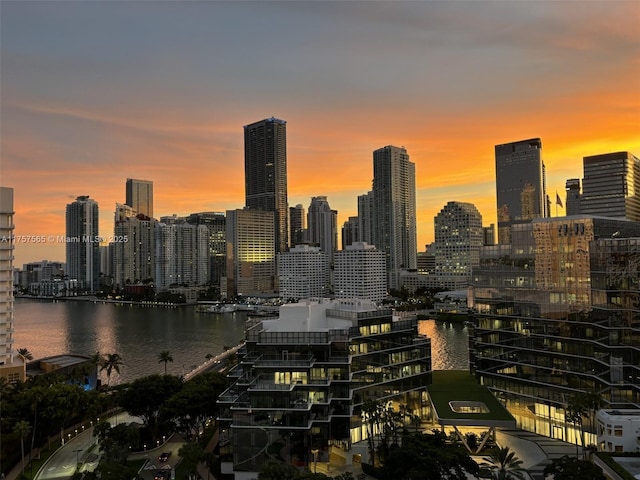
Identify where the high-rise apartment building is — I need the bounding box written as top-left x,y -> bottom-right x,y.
581,151 -> 640,221
66,195 -> 100,292
307,196 -> 337,264
289,204 -> 306,247
218,299 -> 431,477
155,216 -> 209,289
470,216 -> 640,447
372,146 -> 417,289
357,191 -> 374,245
244,117 -> 288,253
225,209 -> 276,297
278,245 -> 329,300
433,201 -> 483,287
341,216 -> 359,249
334,242 -> 387,303
125,178 -> 153,218
495,138 -> 547,244
186,212 -> 227,287
565,178 -> 582,216
0,187 -> 25,383
113,204 -> 156,288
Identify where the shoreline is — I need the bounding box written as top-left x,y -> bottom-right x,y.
15,294 -> 187,308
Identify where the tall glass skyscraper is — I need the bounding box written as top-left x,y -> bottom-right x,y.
495,138 -> 547,244
244,117 -> 288,254
125,178 -> 153,218
66,195 -> 100,292
372,145 -> 417,289
581,151 -> 640,221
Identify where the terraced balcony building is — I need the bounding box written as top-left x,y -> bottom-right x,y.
469,216 -> 640,447
218,298 -> 432,478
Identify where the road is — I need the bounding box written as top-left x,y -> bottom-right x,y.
34,413 -> 141,480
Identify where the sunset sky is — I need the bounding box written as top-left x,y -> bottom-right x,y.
2,1 -> 639,268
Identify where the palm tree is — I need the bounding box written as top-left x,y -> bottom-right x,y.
158,350 -> 174,375
100,353 -> 123,386
565,403 -> 585,458
17,347 -> 34,360
483,446 -> 528,480
14,420 -> 31,474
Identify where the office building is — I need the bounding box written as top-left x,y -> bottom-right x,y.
113,204 -> 157,288
289,204 -> 306,247
0,187 -> 25,383
278,245 -> 329,300
186,212 -> 227,287
372,145 -> 417,289
244,117 -> 288,253
483,224 -> 496,246
155,216 -> 209,289
218,298 -> 431,477
334,242 -> 387,303
469,216 -> 640,447
433,201 -> 483,288
225,208 -> 276,297
307,196 -> 338,263
581,152 -> 640,221
565,178 -> 582,216
125,178 -> 153,218
66,195 -> 100,292
495,138 -> 547,244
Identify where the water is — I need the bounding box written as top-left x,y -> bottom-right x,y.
13,298 -> 247,384
13,299 -> 469,384
418,319 -> 470,370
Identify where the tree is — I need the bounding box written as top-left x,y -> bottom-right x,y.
481,446 -> 527,480
565,402 -> 585,458
258,460 -> 301,480
100,353 -> 123,386
117,374 -> 183,441
178,441 -> 204,479
17,347 -> 34,360
161,372 -> 228,441
381,430 -> 479,480
543,455 -> 606,480
158,350 -> 174,375
14,420 -> 31,474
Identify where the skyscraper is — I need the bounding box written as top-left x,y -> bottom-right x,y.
225,208 -> 276,297
433,201 -> 483,287
66,195 -> 100,292
580,151 -> 640,221
244,117 -> 288,253
495,138 -> 547,244
372,145 -> 417,289
113,204 -> 156,288
0,187 -> 25,383
289,204 -> 306,247
307,196 -> 337,263
125,178 -> 153,218
565,178 -> 582,216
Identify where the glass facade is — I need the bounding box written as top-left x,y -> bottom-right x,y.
218,301 -> 431,474
470,217 -> 640,447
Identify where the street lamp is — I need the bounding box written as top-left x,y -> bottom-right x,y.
311,449 -> 319,473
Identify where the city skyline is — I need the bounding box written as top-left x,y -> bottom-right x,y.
2,1 -> 639,267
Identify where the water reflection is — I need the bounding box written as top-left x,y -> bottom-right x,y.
14,300 -> 470,384
418,319 -> 470,370
14,299 -> 247,383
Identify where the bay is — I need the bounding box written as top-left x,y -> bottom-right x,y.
13,299 -> 469,384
